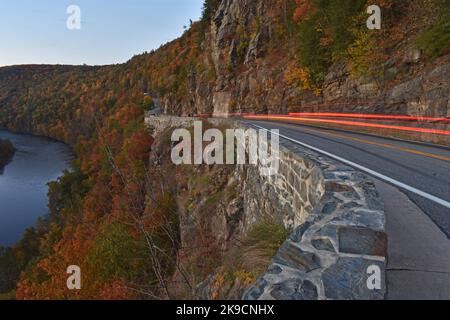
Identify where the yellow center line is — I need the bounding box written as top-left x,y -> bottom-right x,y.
282,123 -> 450,163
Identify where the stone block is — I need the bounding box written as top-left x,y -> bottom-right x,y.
270,279 -> 318,300
273,241 -> 321,272
290,221 -> 313,243
323,258 -> 385,300
338,227 -> 387,257
312,238 -> 336,252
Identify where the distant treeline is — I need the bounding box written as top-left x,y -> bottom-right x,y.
0,139 -> 15,169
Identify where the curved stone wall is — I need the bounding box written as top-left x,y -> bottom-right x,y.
243,138 -> 387,300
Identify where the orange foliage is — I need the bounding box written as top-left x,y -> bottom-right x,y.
293,0 -> 316,22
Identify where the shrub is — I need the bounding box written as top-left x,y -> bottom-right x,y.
198,0 -> 220,41
294,0 -> 368,86
416,19 -> 450,58
88,222 -> 147,281
347,30 -> 387,78
296,14 -> 330,86
226,219 -> 289,278
209,219 -> 289,299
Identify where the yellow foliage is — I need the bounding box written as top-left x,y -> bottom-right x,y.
346,30 -> 386,79
284,64 -> 322,96
233,270 -> 256,286
284,65 -> 313,91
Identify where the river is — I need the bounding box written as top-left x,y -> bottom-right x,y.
0,130 -> 73,247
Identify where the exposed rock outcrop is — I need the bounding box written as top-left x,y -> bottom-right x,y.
160,0 -> 449,119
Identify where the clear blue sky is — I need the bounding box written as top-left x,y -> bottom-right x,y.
0,0 -> 204,66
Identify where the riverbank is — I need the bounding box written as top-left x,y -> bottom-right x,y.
0,139 -> 16,170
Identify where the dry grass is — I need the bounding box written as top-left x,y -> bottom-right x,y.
211,219 -> 289,299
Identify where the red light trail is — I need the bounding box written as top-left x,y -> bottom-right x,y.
242,115 -> 450,136
288,112 -> 450,122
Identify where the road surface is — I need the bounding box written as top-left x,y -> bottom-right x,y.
244,119 -> 450,299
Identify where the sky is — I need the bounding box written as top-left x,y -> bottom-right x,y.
0,0 -> 204,67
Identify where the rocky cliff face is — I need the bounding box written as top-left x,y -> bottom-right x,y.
160,0 -> 449,118
322,51 -> 450,117
161,0 -> 295,116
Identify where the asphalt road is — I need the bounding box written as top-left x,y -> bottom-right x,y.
244,120 -> 450,239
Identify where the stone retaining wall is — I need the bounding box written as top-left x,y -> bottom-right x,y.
145,116 -> 387,300
243,137 -> 387,300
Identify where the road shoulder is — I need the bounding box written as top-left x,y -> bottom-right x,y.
373,179 -> 450,300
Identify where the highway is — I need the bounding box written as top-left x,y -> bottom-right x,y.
244,119 -> 450,298
245,119 -> 450,237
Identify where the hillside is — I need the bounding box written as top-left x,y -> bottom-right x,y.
0,0 -> 448,300
1,1 -> 449,139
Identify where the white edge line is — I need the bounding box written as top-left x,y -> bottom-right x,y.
248,122 -> 450,209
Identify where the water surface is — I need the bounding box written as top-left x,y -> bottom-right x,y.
0,130 -> 72,246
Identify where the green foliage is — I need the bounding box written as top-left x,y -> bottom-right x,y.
88,222 -> 145,281
0,228 -> 41,294
201,0 -> 220,24
0,247 -> 19,293
47,165 -> 89,225
296,14 -> 330,85
346,28 -> 386,78
416,19 -> 450,58
244,220 -> 289,254
415,0 -> 450,59
141,96 -> 155,111
325,0 -> 368,59
0,290 -> 15,300
197,0 -> 220,42
234,22 -> 251,63
237,40 -> 250,62
295,0 -> 369,85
